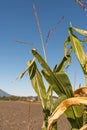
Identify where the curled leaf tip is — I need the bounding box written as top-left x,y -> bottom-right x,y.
74,87 -> 87,97
47,97 -> 87,130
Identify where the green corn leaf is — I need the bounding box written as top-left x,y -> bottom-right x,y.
53,47 -> 72,73
64,36 -> 71,56
64,28 -> 86,69
46,86 -> 53,109
32,49 -> 74,97
42,70 -> 74,98
19,59 -> 47,109
17,58 -> 36,79
32,49 -> 62,95
72,26 -> 87,37
42,69 -> 63,95
28,60 -> 47,109
69,27 -> 86,67
55,72 -> 74,97
65,105 -> 83,129
47,86 -> 52,97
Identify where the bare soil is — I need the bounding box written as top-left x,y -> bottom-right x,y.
0,101 -> 71,130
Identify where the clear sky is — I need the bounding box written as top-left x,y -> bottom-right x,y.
0,0 -> 87,96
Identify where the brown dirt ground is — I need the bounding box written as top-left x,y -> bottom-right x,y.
0,101 -> 71,130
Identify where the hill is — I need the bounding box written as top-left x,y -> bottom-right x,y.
0,89 -> 10,97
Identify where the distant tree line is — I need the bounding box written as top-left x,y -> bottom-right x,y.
0,95 -> 57,102
0,96 -> 26,101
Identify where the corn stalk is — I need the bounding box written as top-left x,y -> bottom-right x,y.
19,47 -> 74,130
19,48 -> 85,129
19,26 -> 87,130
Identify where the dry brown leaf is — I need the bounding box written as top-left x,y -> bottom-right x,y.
74,87 -> 87,97
80,124 -> 87,130
47,97 -> 87,130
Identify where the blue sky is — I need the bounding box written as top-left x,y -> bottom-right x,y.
0,0 -> 87,96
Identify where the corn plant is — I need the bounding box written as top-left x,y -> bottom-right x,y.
19,47 -> 87,130
19,25 -> 87,130
19,48 -> 74,130
47,26 -> 87,130
19,48 -> 87,130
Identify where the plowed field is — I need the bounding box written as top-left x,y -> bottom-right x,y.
0,101 -> 71,130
